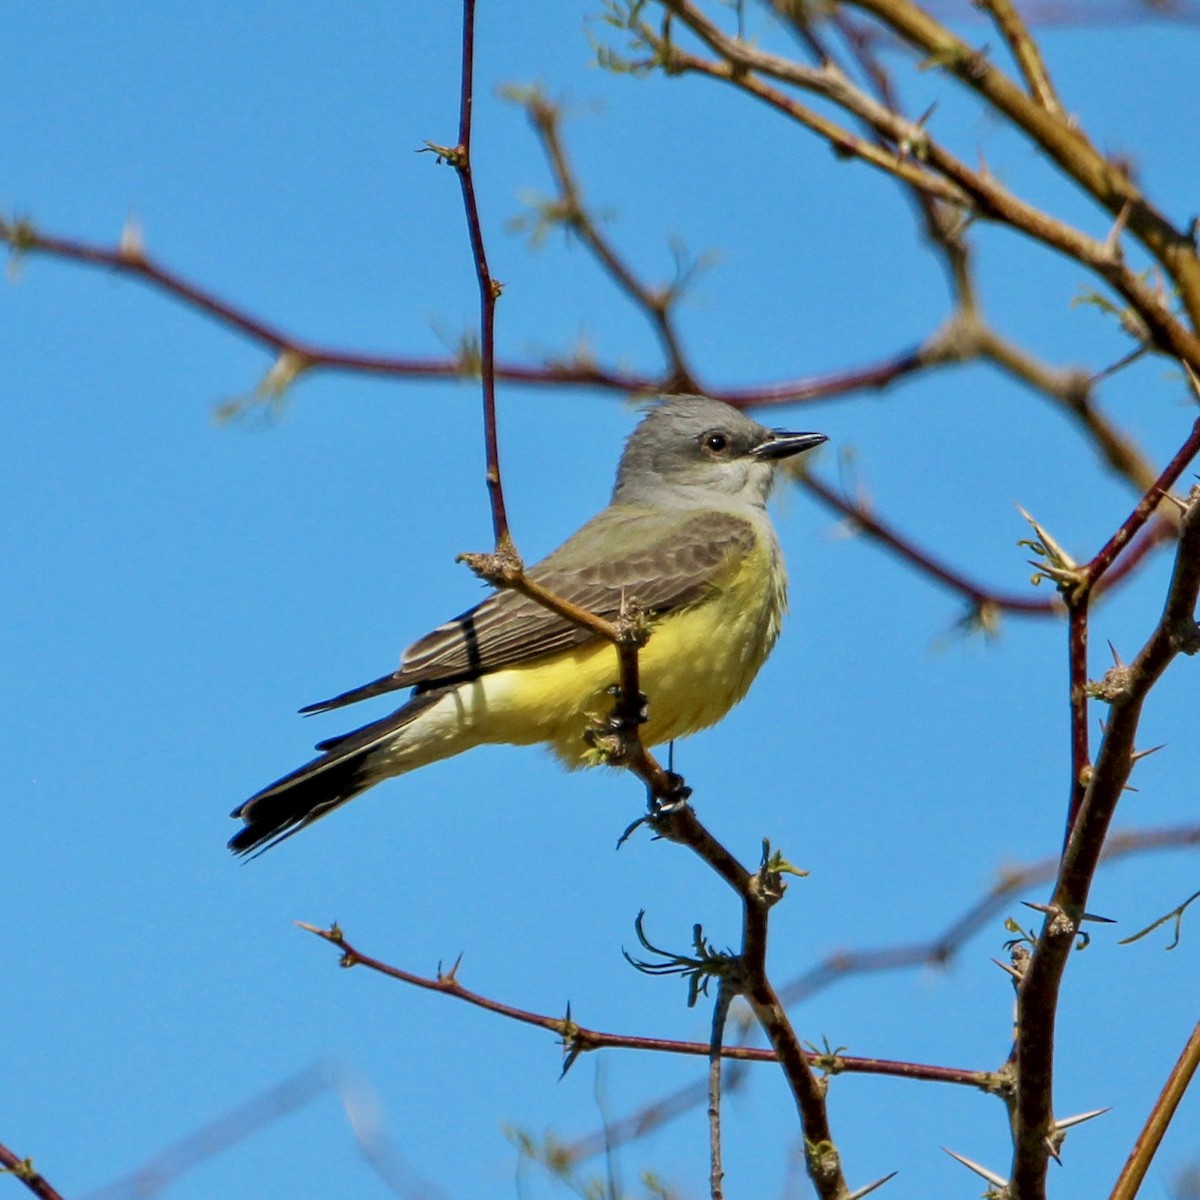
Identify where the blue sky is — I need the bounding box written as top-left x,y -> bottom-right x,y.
4,5 -> 1199,1199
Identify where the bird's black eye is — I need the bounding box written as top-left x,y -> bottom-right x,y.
701,430 -> 730,455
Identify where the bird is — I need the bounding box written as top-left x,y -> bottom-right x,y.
228,395 -> 827,855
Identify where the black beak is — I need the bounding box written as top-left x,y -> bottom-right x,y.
750,429 -> 828,461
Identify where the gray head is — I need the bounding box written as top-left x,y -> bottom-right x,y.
612,395 -> 827,510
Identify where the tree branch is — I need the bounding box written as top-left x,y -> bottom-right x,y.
1109,1017 -> 1200,1200
445,0 -> 508,545
294,921 -> 985,1084
0,1143 -> 66,1200
1012,484 -> 1200,1199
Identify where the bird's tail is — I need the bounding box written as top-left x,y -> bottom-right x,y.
228,689 -> 447,856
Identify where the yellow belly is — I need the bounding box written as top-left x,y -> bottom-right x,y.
454,532 -> 787,766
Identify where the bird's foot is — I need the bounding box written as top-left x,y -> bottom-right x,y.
603,683 -> 649,732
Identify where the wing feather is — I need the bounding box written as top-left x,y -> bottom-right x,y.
302,508 -> 756,713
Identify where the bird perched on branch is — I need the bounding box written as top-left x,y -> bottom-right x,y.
229,395 -> 826,854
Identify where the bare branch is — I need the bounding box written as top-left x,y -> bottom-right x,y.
1013,485 -> 1200,1198
0,1143 -> 66,1200
974,0 -> 1065,114
561,822 -> 1200,1167
518,89 -> 699,391
1109,1017 -> 1200,1200
294,921 -> 985,1088
843,0 -> 1200,331
444,0 -> 509,546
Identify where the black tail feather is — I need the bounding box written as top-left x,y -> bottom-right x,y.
298,670 -> 407,715
228,750 -> 374,857
229,690 -> 446,856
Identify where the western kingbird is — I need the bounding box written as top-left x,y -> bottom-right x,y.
229,395 -> 826,854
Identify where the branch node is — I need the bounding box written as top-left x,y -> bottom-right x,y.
418,140 -> 466,168
118,215 -> 146,264
456,543 -> 525,587
803,1138 -> 842,1188
1085,663 -> 1133,703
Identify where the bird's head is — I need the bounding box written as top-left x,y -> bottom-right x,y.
611,395 -> 827,510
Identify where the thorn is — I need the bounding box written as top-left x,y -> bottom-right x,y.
1020,901 -> 1113,924
1103,198 -> 1133,261
1131,743 -> 1167,763
119,214 -> 145,263
845,1170 -> 899,1199
1016,505 -> 1078,577
295,920 -> 344,945
1044,1134 -> 1062,1164
1054,1106 -> 1111,1131
1183,361 -> 1200,404
439,952 -> 465,984
991,957 -> 1024,981
1107,640 -> 1124,668
942,1147 -> 1008,1188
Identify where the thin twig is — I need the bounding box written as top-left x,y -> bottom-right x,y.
0,217 -> 940,409
974,0 -> 1064,114
799,469 -> 1056,617
0,1143 -> 66,1200
295,922 -> 985,1086
1109,1017 -> 1200,1200
521,92 -> 697,391
1063,416 -> 1200,839
446,0 -> 508,546
708,982 -> 733,1200
842,0 -> 1200,333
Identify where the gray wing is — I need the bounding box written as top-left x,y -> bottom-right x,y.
301,508 -> 756,713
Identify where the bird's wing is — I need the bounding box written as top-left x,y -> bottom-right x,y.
302,508 -> 757,713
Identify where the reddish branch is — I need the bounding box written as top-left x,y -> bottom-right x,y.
0,1143 -> 65,1200
447,0 -> 509,546
296,923 -> 987,1091
643,808 -> 847,1199
558,821 -> 1200,1167
799,469 -> 1176,623
1062,416 -> 1200,839
0,216 -> 924,409
778,821 -> 1200,1008
1011,485 -> 1200,1199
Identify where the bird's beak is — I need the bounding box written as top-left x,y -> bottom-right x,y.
750,429 -> 828,461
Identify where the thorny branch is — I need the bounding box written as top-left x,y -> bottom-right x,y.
0,215 -> 933,409
295,921 -> 987,1088
638,814 -> 848,1199
561,822 -> 1200,1168
434,0 -> 679,803
1011,485 -> 1200,1199
7,4 -> 1200,1196
1062,416 -> 1200,839
445,0 -> 509,546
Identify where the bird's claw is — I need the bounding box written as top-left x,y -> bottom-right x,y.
604,684 -> 649,731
